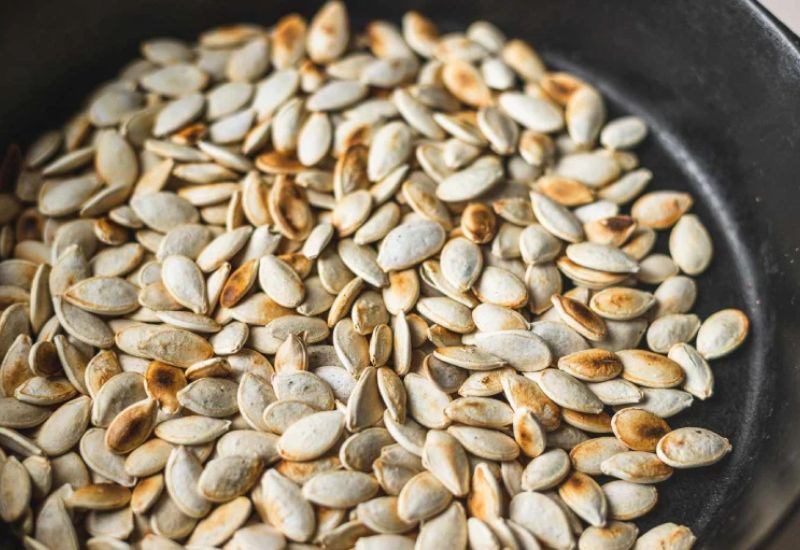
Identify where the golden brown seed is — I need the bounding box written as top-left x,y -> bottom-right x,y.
558,349 -> 622,382
562,410 -> 612,434
144,361 -> 187,414
460,203 -> 497,244
105,398 -> 159,454
442,60 -> 492,107
611,408 -> 671,452
536,176 -> 594,206
268,175 -> 313,240
219,258 -> 259,309
585,215 -> 637,247
65,483 -> 131,511
540,72 -> 586,105
551,294 -> 607,341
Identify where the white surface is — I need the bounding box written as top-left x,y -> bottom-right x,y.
760,0 -> 800,36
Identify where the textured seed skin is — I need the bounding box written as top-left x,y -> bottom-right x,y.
0,6 -> 743,549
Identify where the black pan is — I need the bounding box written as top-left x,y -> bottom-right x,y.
1,0 -> 799,548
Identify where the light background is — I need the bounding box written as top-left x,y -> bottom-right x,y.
761,0 -> 800,34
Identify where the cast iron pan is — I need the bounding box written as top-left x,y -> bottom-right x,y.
1,0 -> 799,548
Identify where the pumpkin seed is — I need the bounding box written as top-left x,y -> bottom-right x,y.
696,308 -> 749,359
600,451 -> 673,484
509,491 -> 574,549
655,427 -> 731,468
635,523 -> 695,549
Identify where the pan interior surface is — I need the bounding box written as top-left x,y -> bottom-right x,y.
1,1 -> 799,548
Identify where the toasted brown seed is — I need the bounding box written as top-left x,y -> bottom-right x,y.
65,483 -> 131,511
590,287 -> 655,321
105,398 -> 159,454
144,361 -> 186,414
611,408 -> 671,452
442,60 -> 492,107
461,202 -> 497,244
558,349 -> 622,382
219,258 -> 258,308
618,350 -> 685,388
635,523 -> 696,549
551,294 -> 607,341
501,373 -> 562,431
631,191 -> 693,229
600,451 -> 673,484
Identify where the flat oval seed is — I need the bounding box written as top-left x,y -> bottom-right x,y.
636,523 -> 696,550
423,430 -> 470,497
105,398 -> 159,454
579,521 -> 639,550
531,192 -> 584,243
558,349 -> 622,382
472,331 -> 551,372
0,456 -> 31,522
261,469 -> 315,542
566,242 -> 639,274
302,470 -> 379,508
155,416 -> 231,445
617,350 -> 685,389
509,491 -> 574,550
696,308 -> 749,360
646,314 -> 700,354
197,455 -> 262,502
558,471 -> 607,527
631,191 -> 693,230
669,214 -> 713,275
436,163 -> 503,202
500,92 -> 563,133
538,369 -> 604,414
417,297 -> 475,334
570,437 -> 628,476
278,410 -> 345,461
398,471 -> 453,522
447,425 -> 519,461
177,378 -> 239,417
404,373 -> 451,429
165,446 -> 211,518
445,397 -> 513,429
590,287 -> 655,321
521,448 -> 571,491
259,255 -> 305,308
440,237 -> 483,292
600,451 -> 673,484
611,408 -> 670,452
655,427 -> 732,468
377,220 -> 446,272
474,266 -> 528,308
603,480 -> 658,520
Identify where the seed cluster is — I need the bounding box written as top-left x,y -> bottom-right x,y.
0,3 -> 750,549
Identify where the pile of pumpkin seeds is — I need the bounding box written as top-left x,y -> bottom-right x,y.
0,3 -> 751,549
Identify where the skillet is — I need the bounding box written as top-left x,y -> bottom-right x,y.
0,0 -> 799,547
